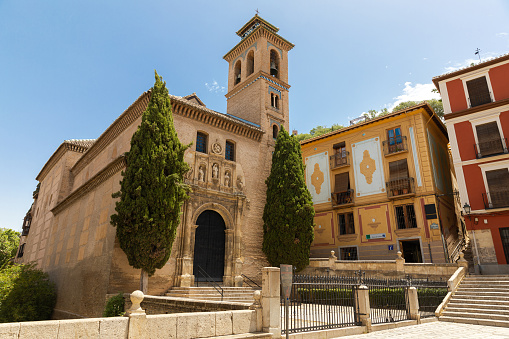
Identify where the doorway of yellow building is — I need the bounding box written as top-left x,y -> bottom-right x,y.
399,239 -> 423,263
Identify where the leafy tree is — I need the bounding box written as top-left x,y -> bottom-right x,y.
103,292 -> 125,317
295,123 -> 344,142
0,264 -> 56,322
392,99 -> 444,118
0,228 -> 20,269
110,71 -> 190,293
262,127 -> 315,271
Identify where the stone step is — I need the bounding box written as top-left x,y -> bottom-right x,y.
457,287 -> 509,293
449,298 -> 509,306
209,333 -> 272,339
446,303 -> 509,311
440,315 -> 509,327
170,287 -> 257,292
453,292 -> 509,299
463,276 -> 509,280
445,306 -> 509,316
460,283 -> 509,288
442,310 -> 509,322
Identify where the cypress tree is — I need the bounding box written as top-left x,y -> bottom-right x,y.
110,71 -> 190,292
262,127 -> 315,271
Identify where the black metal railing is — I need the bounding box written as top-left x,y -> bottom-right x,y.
282,274 -> 360,334
330,152 -> 350,169
241,274 -> 261,289
483,191 -> 509,209
386,177 -> 415,198
363,275 -> 409,324
412,277 -> 448,318
331,189 -> 354,206
195,265 -> 223,301
475,138 -> 507,158
382,136 -> 408,155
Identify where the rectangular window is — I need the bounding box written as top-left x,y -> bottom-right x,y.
395,204 -> 417,229
340,247 -> 358,260
333,142 -> 347,166
466,76 -> 492,107
17,243 -> 25,258
475,122 -> 504,157
338,212 -> 355,235
388,159 -> 411,196
196,132 -> 207,153
424,204 -> 437,220
486,168 -> 509,208
387,127 -> 403,154
225,141 -> 235,161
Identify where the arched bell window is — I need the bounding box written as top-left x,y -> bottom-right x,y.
246,50 -> 254,77
271,93 -> 279,109
273,124 -> 279,139
234,60 -> 242,85
270,50 -> 279,78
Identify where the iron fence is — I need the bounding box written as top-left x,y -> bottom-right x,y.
281,274 -> 360,334
362,275 -> 409,324
411,277 -> 448,318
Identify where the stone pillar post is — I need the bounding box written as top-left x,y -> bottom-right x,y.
261,267 -> 280,337
250,290 -> 263,332
406,286 -> 420,323
224,229 -> 234,286
457,251 -> 468,270
355,285 -> 371,332
126,290 -> 147,339
179,224 -> 198,287
396,251 -> 405,273
329,250 -> 337,269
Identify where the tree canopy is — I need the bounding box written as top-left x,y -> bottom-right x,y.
262,127 -> 315,271
111,71 -> 190,282
0,228 -> 20,269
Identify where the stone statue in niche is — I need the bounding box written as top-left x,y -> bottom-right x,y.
236,175 -> 244,191
184,167 -> 194,180
212,163 -> 219,179
224,171 -> 231,187
198,165 -> 205,182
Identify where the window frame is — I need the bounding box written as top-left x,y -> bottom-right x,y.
338,246 -> 358,260
461,71 -> 495,108
395,204 -> 418,229
338,212 -> 355,235
478,159 -> 509,210
470,113 -> 507,156
196,132 -> 208,154
225,140 -> 235,162
272,124 -> 279,139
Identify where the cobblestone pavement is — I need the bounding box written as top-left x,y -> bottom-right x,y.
341,321 -> 509,338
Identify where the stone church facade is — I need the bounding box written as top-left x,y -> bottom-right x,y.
16,15 -> 294,318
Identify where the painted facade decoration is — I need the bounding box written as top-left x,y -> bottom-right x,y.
433,52 -> 509,273
300,103 -> 464,264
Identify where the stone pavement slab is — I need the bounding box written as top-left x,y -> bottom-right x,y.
338,321 -> 509,338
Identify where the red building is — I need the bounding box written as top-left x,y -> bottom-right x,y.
433,53 -> 509,274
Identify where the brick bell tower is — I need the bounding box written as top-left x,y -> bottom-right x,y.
223,15 -> 294,138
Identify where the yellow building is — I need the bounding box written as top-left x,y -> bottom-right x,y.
301,103 -> 464,263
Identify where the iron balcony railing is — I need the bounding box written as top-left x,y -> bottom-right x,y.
331,189 -> 354,207
482,190 -> 509,209
386,177 -> 415,198
382,136 -> 408,156
330,152 -> 350,169
475,138 -> 508,158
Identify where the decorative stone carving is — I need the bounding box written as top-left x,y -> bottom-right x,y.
236,175 -> 244,191
126,290 -> 145,315
212,142 -> 222,155
198,165 -> 205,182
184,167 -> 194,180
212,163 -> 219,179
224,170 -> 231,187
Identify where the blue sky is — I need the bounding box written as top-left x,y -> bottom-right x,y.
1,0 -> 508,231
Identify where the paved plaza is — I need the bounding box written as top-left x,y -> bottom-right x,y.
341,321 -> 509,338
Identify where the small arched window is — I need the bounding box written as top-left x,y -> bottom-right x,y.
273,125 -> 279,139
247,50 -> 254,76
270,50 -> 279,78
271,93 -> 279,109
234,60 -> 242,85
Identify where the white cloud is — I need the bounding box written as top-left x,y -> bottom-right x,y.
443,51 -> 501,73
496,32 -> 508,37
388,82 -> 440,111
204,80 -> 225,93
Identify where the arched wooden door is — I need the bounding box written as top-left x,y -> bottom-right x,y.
193,210 -> 226,282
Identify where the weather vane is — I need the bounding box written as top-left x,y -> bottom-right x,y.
475,48 -> 481,63
256,8 -> 259,15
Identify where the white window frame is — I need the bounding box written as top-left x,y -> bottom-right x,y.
469,111 -> 507,157
478,159 -> 509,209
461,70 -> 495,108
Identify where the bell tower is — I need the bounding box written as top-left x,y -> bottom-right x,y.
223,15 -> 294,136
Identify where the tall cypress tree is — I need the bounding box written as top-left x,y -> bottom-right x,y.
262,127 -> 315,271
111,71 -> 190,292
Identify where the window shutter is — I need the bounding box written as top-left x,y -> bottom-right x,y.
467,77 -> 491,107
476,122 -> 503,156
389,159 -> 409,180
334,172 -> 350,193
486,168 -> 509,208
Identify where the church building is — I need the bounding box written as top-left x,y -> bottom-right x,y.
16,15 -> 294,318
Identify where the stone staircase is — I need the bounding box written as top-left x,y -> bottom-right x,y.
166,287 -> 259,303
441,275 -> 509,327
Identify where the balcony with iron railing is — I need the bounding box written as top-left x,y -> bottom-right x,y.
330,152 -> 350,169
386,177 -> 415,199
382,136 -> 408,156
475,138 -> 508,158
331,189 -> 354,207
482,190 -> 509,209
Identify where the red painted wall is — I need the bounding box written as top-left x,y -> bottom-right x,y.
500,110 -> 509,140
490,62 -> 509,101
464,214 -> 509,264
447,79 -> 468,112
462,164 -> 486,211
454,121 -> 476,161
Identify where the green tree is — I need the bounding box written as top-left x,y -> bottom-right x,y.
110,71 -> 190,293
262,127 -> 315,271
392,99 -> 444,118
0,263 -> 56,322
0,228 -> 20,269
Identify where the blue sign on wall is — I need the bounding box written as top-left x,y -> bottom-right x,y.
388,245 -> 394,251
